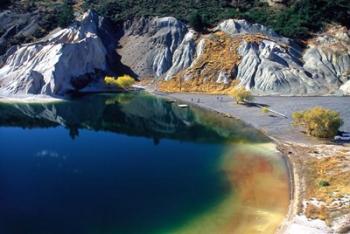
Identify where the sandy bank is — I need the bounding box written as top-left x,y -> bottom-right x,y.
278,143 -> 350,234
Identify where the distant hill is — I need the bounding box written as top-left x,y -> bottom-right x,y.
1,0 -> 349,39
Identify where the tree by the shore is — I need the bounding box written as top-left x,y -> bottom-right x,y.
230,86 -> 254,104
292,107 -> 343,138
105,75 -> 135,89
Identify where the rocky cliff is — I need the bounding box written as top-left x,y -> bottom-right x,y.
119,17 -> 349,95
0,10 -> 349,96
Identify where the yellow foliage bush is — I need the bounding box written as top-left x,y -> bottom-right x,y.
104,75 -> 135,89
261,107 -> 269,113
230,86 -> 254,104
292,107 -> 343,138
104,76 -> 117,85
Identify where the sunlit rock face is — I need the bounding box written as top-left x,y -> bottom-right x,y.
0,10 -> 113,96
118,16 -> 196,78
236,39 -> 318,95
156,19 -> 350,95
217,20 -> 350,95
341,80 -> 350,94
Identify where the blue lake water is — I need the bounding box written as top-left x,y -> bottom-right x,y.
0,92 -> 289,234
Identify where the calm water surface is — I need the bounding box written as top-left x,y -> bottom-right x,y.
0,93 -> 289,234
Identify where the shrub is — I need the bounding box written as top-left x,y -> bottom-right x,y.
319,180 -> 330,187
230,86 -> 254,104
188,11 -> 205,31
115,75 -> 135,88
57,0 -> 74,27
104,75 -> 135,89
261,107 -> 269,113
292,107 -> 343,138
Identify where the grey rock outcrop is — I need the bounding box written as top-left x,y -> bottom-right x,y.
0,11 -> 114,96
0,10 -> 41,62
302,26 -> 350,94
221,20 -> 350,95
236,39 -> 322,95
118,16 -> 191,78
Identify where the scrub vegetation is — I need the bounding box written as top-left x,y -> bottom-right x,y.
2,0 -> 349,39
261,107 -> 269,114
83,0 -> 350,38
292,107 -> 343,138
230,86 -> 253,104
105,75 -> 135,89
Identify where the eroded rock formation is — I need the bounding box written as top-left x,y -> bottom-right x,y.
0,10 -> 349,96
0,10 -> 116,96
118,18 -> 350,95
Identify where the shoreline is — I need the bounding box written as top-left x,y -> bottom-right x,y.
1,90 -> 349,233
148,90 -> 350,234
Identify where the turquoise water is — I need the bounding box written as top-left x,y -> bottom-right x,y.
0,93 -> 286,234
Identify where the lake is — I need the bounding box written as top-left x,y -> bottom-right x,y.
0,92 -> 289,234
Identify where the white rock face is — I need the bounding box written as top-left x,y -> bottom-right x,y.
233,25 -> 350,95
164,30 -> 197,80
236,39 -> 324,95
340,80 -> 350,94
216,71 -> 231,84
302,26 -> 350,94
0,11 -> 109,96
119,17 -> 190,78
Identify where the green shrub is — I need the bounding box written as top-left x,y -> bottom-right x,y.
319,180 -> 330,187
188,11 -> 205,31
292,107 -> 343,138
57,0 -> 74,27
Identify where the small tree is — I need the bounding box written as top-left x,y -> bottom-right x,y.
104,75 -> 135,89
57,0 -> 74,28
115,75 -> 135,89
230,86 -> 254,104
292,107 -> 343,138
188,11 -> 204,31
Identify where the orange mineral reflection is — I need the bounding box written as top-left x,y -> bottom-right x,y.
170,143 -> 290,234
221,144 -> 290,234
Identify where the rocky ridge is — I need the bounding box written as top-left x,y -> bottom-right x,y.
0,10 -> 349,96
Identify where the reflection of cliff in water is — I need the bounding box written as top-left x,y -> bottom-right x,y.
0,92 -> 269,143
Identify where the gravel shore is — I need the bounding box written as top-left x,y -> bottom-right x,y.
160,93 -> 350,144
